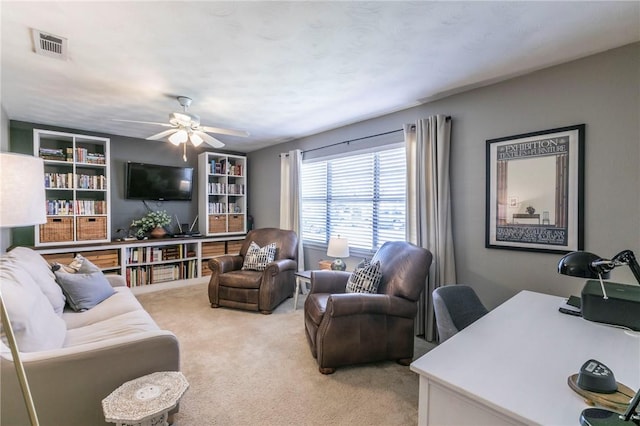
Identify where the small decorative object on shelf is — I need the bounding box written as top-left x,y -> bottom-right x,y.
150,227 -> 167,239
131,210 -> 171,239
526,206 -> 536,215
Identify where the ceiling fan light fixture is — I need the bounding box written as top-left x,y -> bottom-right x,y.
189,132 -> 204,147
168,129 -> 188,145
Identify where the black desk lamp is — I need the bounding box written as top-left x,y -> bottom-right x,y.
558,249 -> 640,330
558,250 -> 640,296
558,250 -> 640,424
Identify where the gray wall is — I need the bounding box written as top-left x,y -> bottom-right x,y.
248,42 -> 640,309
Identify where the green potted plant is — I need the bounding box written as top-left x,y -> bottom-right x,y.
131,210 -> 171,238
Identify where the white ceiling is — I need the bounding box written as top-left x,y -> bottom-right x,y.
2,1 -> 639,152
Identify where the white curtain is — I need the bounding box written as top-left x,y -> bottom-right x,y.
405,115 -> 456,342
280,149 -> 305,271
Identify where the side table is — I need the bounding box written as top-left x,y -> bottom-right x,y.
294,270 -> 312,311
102,371 -> 189,426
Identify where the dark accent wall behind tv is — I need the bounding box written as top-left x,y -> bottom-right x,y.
8,121 -> 215,245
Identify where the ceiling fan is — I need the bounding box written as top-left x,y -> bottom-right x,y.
114,96 -> 249,160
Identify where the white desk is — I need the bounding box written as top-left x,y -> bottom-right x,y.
410,291 -> 640,426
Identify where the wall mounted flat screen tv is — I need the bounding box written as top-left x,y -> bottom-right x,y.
125,162 -> 194,201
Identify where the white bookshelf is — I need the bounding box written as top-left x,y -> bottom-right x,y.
198,151 -> 247,236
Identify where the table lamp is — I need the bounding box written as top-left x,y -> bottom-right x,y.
1,152 -> 46,425
327,235 -> 349,271
557,249 -> 640,331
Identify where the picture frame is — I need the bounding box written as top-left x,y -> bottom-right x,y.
485,124 -> 585,253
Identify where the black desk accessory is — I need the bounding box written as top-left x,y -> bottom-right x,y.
558,250 -> 640,331
578,360 -> 617,394
568,359 -> 640,425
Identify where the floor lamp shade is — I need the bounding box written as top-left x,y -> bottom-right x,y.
0,153 -> 46,227
0,152 -> 44,425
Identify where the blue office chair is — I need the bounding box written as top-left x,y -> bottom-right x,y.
433,285 -> 488,342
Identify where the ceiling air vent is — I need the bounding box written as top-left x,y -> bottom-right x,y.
32,29 -> 68,60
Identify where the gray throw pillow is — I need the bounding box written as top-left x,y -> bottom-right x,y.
53,268 -> 115,311
346,260 -> 382,294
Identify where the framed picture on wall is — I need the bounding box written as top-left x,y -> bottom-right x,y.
485,124 -> 585,253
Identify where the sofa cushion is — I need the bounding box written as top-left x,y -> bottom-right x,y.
62,286 -> 144,329
7,247 -> 66,315
242,241 -> 276,271
64,310 -> 160,347
346,260 -> 382,294
0,261 -> 66,352
54,268 -> 115,312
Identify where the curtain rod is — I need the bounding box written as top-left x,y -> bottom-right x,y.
280,116 -> 451,156
302,128 -> 404,155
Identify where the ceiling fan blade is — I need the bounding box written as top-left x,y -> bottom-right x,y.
112,118 -> 173,128
147,129 -> 179,140
199,125 -> 249,138
197,131 -> 225,148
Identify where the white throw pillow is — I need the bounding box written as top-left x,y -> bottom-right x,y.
241,241 -> 277,271
0,262 -> 66,352
7,247 -> 66,315
346,260 -> 382,294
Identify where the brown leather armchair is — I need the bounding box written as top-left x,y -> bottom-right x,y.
304,241 -> 432,374
208,228 -> 298,314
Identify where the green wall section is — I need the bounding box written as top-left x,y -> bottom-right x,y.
9,124 -> 37,246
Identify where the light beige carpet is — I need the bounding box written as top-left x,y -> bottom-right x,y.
136,283 -> 436,425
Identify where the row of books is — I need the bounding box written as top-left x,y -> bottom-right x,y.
207,183 -> 245,195
125,260 -> 198,286
39,147 -> 68,161
77,174 -> 107,190
39,147 -> 105,164
126,245 -> 196,264
76,148 -> 105,164
209,161 -> 243,176
46,200 -> 106,215
208,202 -> 243,214
45,172 -> 73,189
45,173 -> 106,190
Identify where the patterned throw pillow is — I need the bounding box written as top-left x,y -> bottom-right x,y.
242,241 -> 277,271
346,260 -> 382,294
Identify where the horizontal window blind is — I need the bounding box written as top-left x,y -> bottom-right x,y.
301,146 -> 406,252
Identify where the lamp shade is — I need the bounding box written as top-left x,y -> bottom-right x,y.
189,132 -> 204,147
558,251 -> 610,279
327,236 -> 349,258
168,129 -> 188,145
0,153 -> 46,227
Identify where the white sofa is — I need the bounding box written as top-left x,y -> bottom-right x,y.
0,247 -> 180,426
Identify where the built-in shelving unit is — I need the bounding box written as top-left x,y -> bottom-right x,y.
33,236 -> 245,293
34,129 -> 110,246
198,151 -> 247,236
124,241 -> 198,287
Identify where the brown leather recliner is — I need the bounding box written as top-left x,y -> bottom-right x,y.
208,228 -> 298,314
304,241 -> 432,374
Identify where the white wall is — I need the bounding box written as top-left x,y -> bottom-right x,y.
248,42 -> 640,309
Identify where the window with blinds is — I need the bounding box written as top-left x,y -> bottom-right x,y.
301,146 -> 406,252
